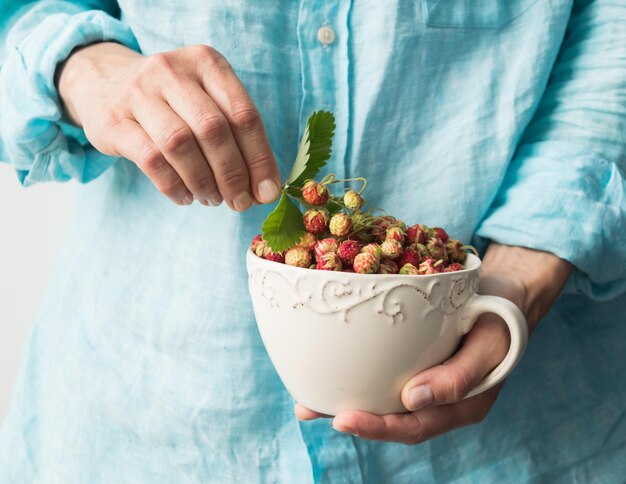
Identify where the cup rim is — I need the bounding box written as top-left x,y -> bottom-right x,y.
247,249 -> 481,279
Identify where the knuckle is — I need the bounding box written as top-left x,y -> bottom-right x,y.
245,152 -> 274,172
230,104 -> 260,131
147,53 -> 173,72
161,126 -> 194,154
195,113 -> 230,143
447,366 -> 473,402
138,147 -> 164,171
191,173 -> 217,194
196,45 -> 228,70
217,162 -> 248,188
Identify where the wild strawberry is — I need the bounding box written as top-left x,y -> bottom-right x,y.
337,240 -> 362,265
398,247 -> 421,267
418,258 -> 445,275
379,259 -> 399,274
302,180 -> 329,206
303,209 -> 330,235
297,232 -> 318,251
361,243 -> 382,260
372,216 -> 396,241
399,263 -> 419,275
314,237 -> 339,260
351,211 -> 368,231
329,213 -> 352,237
433,227 -> 449,243
385,226 -> 406,244
380,239 -> 403,260
285,246 -> 312,268
263,248 -> 285,264
411,242 -> 430,260
445,239 -> 466,264
316,252 -> 343,271
343,190 -> 364,210
254,240 -> 267,257
443,263 -> 464,272
251,234 -> 263,252
353,252 -> 380,274
426,236 -> 447,262
406,224 -> 427,245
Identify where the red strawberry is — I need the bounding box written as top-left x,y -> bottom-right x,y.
353,252 -> 380,274
250,234 -> 263,252
433,227 -> 449,243
337,240 -> 362,265
398,247 -> 421,267
303,209 -> 330,235
316,252 -> 342,271
443,263 -> 464,272
302,180 -> 329,206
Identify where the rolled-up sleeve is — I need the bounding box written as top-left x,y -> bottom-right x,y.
476,0 -> 626,301
0,0 -> 138,185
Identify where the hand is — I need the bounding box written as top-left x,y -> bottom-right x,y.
295,243 -> 572,444
56,42 -> 281,209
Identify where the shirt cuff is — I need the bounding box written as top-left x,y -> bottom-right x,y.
0,8 -> 138,185
475,140 -> 626,301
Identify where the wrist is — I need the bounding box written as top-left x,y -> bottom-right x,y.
479,243 -> 572,331
55,42 -> 140,126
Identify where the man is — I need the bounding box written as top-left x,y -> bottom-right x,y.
1,0 -> 625,481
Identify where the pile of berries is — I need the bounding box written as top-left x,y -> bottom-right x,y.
252,179 -> 471,275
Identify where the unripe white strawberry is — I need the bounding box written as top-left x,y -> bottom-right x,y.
399,263 -> 419,275
297,232 -> 318,251
380,239 -> 402,260
329,213 -> 352,237
285,246 -> 312,268
343,190 -> 364,210
314,238 -> 339,261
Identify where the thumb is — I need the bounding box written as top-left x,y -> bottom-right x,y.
401,316 -> 510,411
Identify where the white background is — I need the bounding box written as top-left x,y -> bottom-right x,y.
0,166 -> 75,424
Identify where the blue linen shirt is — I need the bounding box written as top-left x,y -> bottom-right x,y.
1,0 -> 625,482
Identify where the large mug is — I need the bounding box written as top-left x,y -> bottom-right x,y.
247,250 -> 528,415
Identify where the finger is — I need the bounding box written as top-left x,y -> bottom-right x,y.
131,94 -> 221,206
294,403 -> 332,420
192,46 -> 281,204
163,80 -> 254,210
401,315 -> 510,411
333,387 -> 498,444
109,119 -> 192,205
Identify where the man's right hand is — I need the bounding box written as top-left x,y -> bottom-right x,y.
57,42 -> 281,209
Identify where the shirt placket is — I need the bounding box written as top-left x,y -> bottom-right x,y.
295,2 -> 363,483
297,0 -> 352,182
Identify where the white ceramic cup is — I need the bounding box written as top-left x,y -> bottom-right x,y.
247,250 -> 528,415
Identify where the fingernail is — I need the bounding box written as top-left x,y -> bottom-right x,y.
257,179 -> 280,203
408,385 -> 434,411
181,194 -> 193,205
208,194 -> 223,206
332,421 -> 356,435
233,191 -> 253,211
197,198 -> 210,206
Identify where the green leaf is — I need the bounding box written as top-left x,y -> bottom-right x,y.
262,191 -> 305,252
286,111 -> 336,187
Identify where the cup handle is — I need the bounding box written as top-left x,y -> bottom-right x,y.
458,294 -> 529,399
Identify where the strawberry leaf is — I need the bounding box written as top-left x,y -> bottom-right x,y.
286,111 -> 335,187
262,191 -> 305,252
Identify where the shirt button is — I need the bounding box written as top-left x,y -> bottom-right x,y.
317,25 -> 336,46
